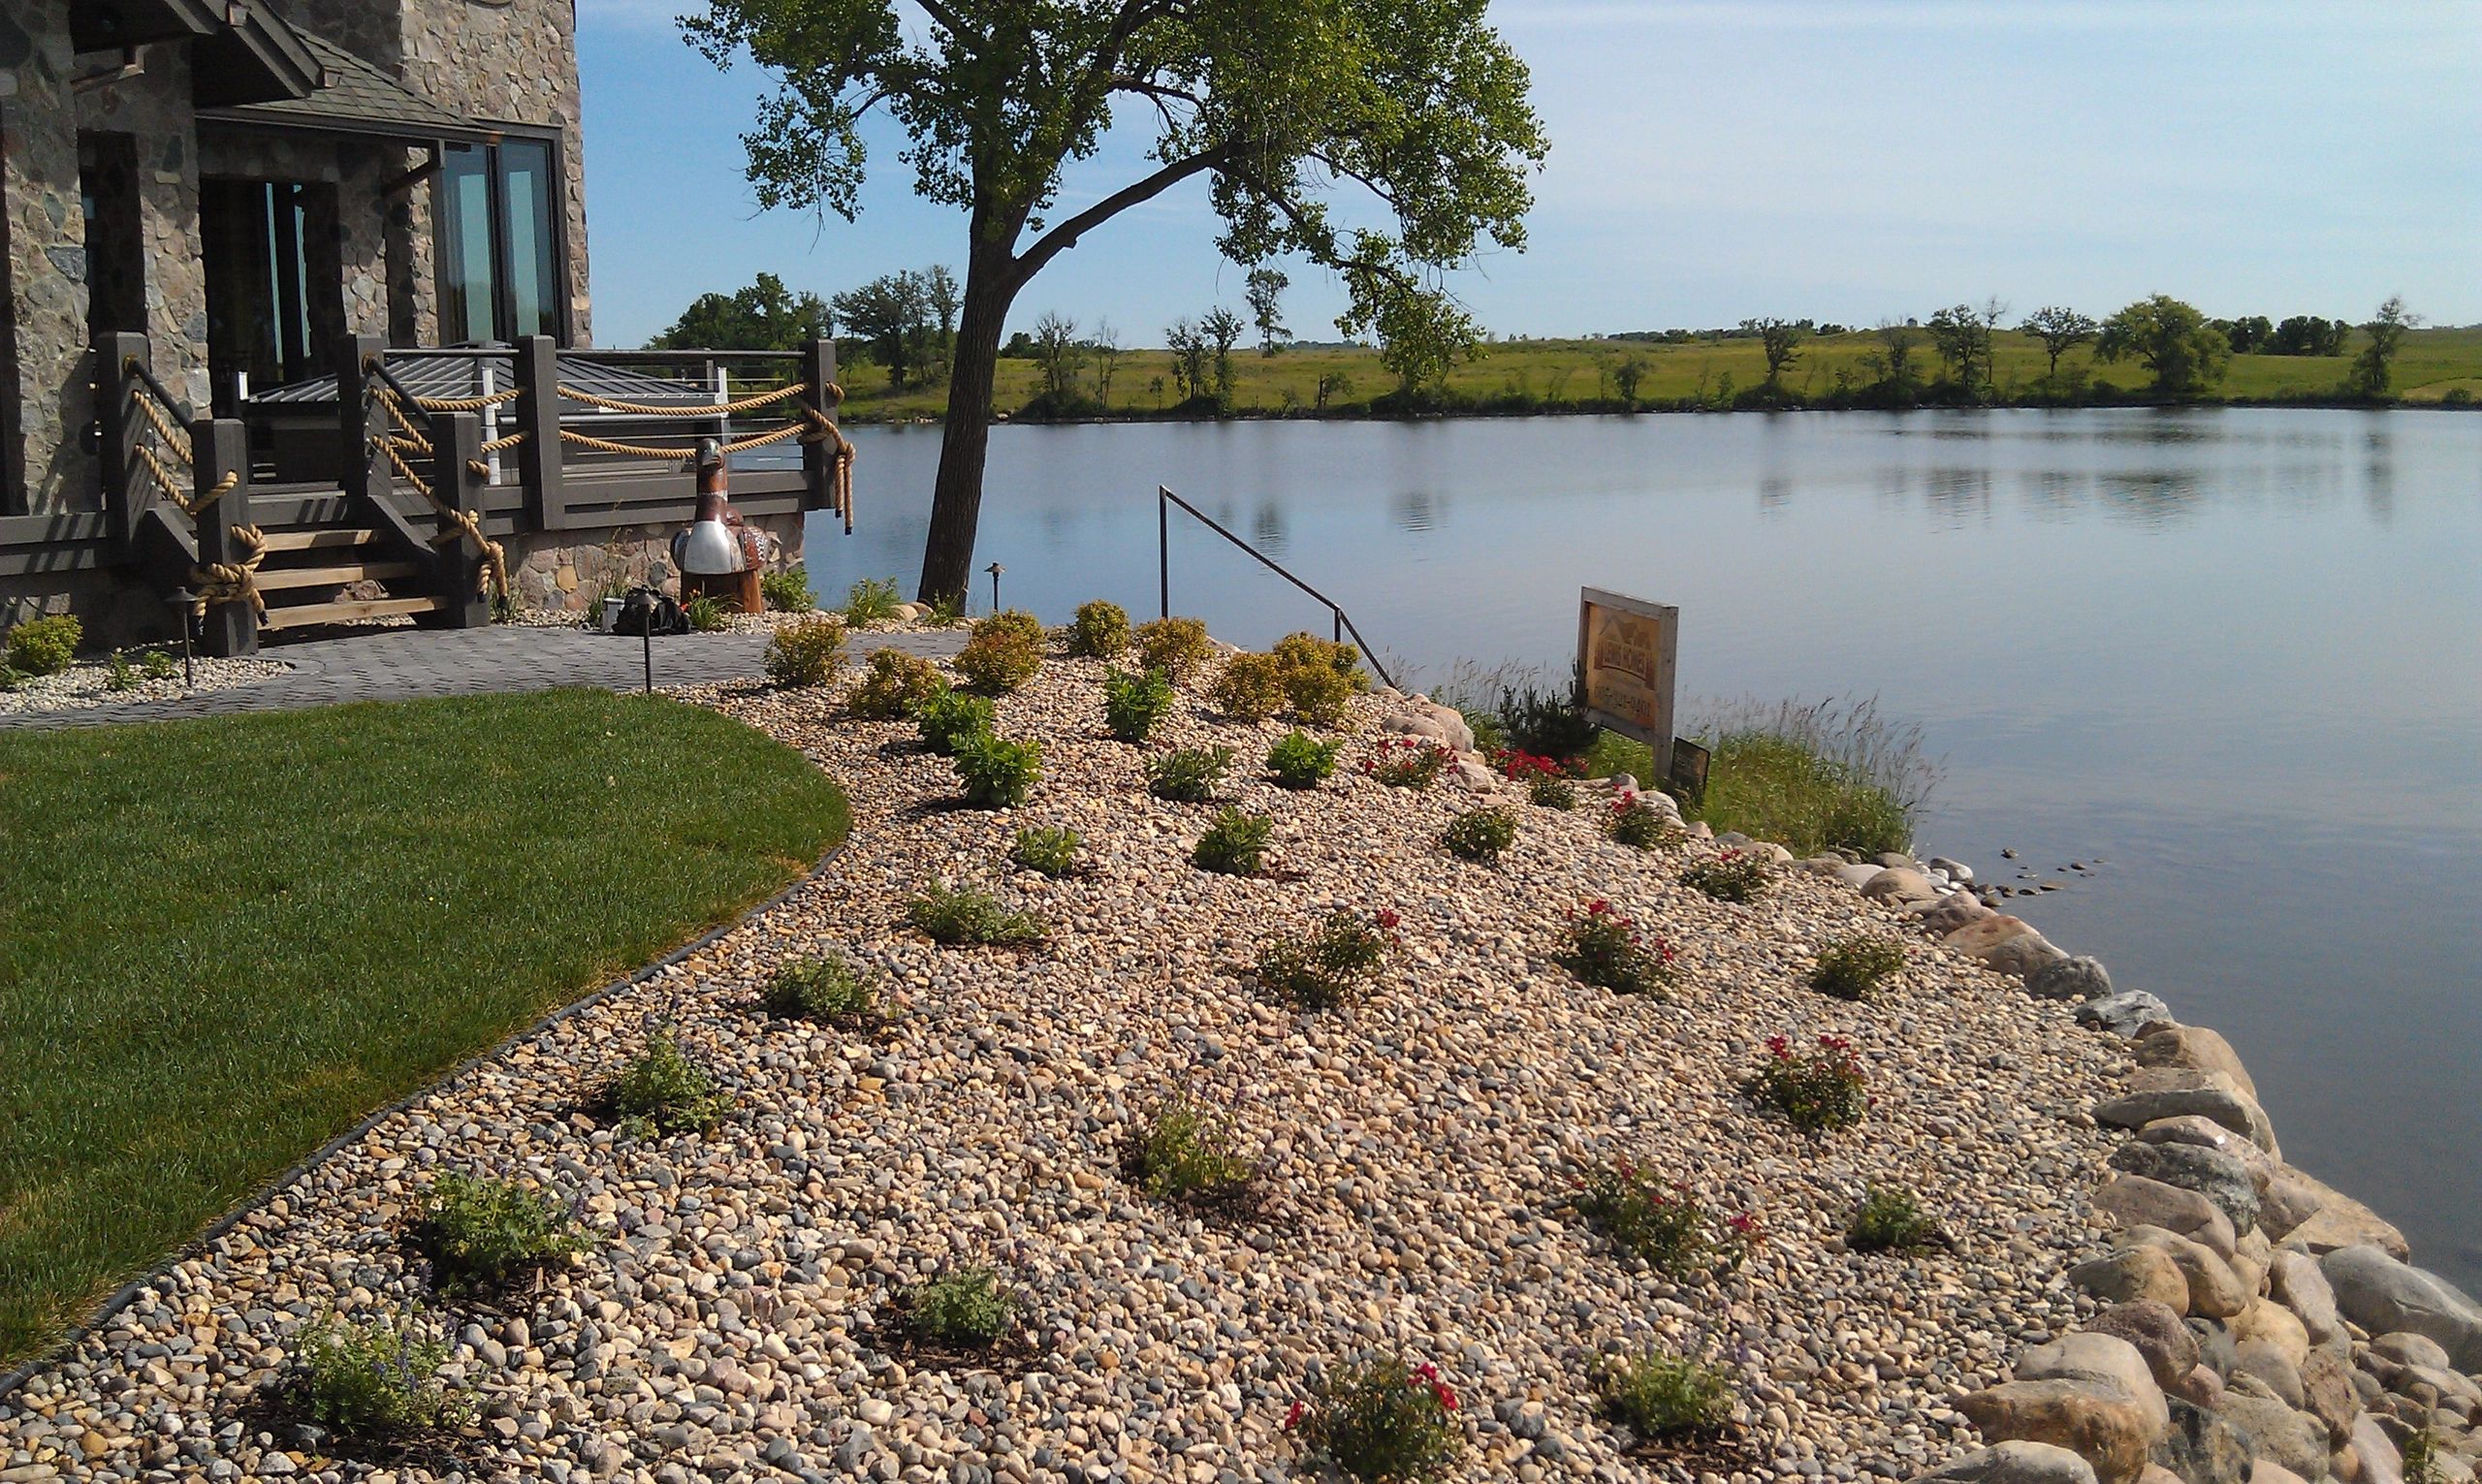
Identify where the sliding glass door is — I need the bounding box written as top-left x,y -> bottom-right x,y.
436,136 -> 564,344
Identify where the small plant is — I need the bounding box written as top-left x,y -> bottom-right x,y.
411,1172 -> 589,1295
1193,806 -> 1273,876
760,564 -> 815,613
1556,900 -> 1676,998
1066,599 -> 1131,658
1102,666 -> 1175,743
1362,738 -> 1453,789
1010,825 -> 1081,875
901,1268 -> 1015,1349
4,614 -> 80,676
1683,849 -> 1774,902
841,575 -> 904,624
1846,1184 -> 1943,1252
0,665 -> 23,692
761,613 -> 845,686
1271,631 -> 1365,725
1441,806 -> 1519,866
1256,909 -> 1399,1010
1286,1357 -> 1463,1484
907,884 -> 1048,947
924,589 -> 968,626
1146,744 -> 1233,803
1209,650 -> 1289,721
953,730 -> 1042,808
292,1306 -> 472,1446
1810,934 -> 1907,1002
140,648 -> 175,681
1266,730 -> 1343,789
1529,774 -> 1576,808
683,591 -> 730,633
847,647 -> 945,719
1608,791 -> 1681,850
955,610 -> 1045,692
1574,1161 -> 1705,1274
762,954 -> 876,1026
600,1027 -> 733,1137
105,651 -> 137,691
1594,1349 -> 1734,1442
1747,1034 -> 1868,1133
1127,1094 -> 1254,1201
2404,1428 -> 2448,1484
1498,677 -> 1600,763
915,685 -> 996,755
1133,615 -> 1216,685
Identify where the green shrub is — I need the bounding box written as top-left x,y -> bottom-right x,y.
1066,599 -> 1130,658
1146,744 -> 1232,803
1103,667 -> 1175,743
1441,806 -> 1518,866
1363,739 -> 1452,788
907,884 -> 1047,947
2405,1429 -> 2449,1484
953,731 -> 1042,808
1271,632 -> 1365,726
0,666 -> 24,692
847,647 -> 945,719
1290,1356 -> 1464,1484
1266,731 -> 1342,789
5,615 -> 80,676
411,1172 -> 589,1295
1208,651 -> 1289,721
1193,806 -> 1272,876
683,592 -> 730,633
1594,1349 -> 1733,1441
1498,679 -> 1598,763
1607,792 -> 1681,850
916,686 -> 996,755
924,590 -> 968,626
1846,1184 -> 1941,1252
1132,616 -> 1215,685
760,565 -> 815,613
601,1027 -> 733,1137
902,1268 -> 1015,1348
1010,825 -> 1081,877
1556,900 -> 1675,997
842,576 -> 904,624
1682,849 -> 1773,902
292,1306 -> 472,1445
762,954 -> 876,1026
1575,1161 -> 1716,1274
762,614 -> 845,686
1811,934 -> 1907,1002
1526,772 -> 1577,809
1747,1034 -> 1867,1133
955,610 -> 1044,692
105,652 -> 137,691
1127,1095 -> 1254,1201
1256,909 -> 1398,1009
140,648 -> 175,681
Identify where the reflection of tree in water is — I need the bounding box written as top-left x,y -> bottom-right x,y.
2364,424 -> 2396,525
1392,489 -> 1443,533
1758,474 -> 1792,515
2094,471 -> 2204,524
1923,466 -> 1993,524
2021,469 -> 2083,520
1253,501 -> 1288,555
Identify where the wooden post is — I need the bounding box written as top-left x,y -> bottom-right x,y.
336,332 -> 385,505
430,410 -> 491,628
194,420 -> 257,657
512,334 -> 562,531
799,337 -> 840,519
99,332 -> 152,547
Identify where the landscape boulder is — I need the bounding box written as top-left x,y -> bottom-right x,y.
2319,1247 -> 2482,1371
2074,1247 -> 2195,1311
2109,1142 -> 2261,1236
2216,1393 -> 2332,1481
2349,1414 -> 2404,1484
2080,992 -> 2174,1037
2134,1026 -> 2258,1100
1984,931 -> 2071,978
2095,1182 -> 2241,1265
2259,1173 -> 2329,1243
2283,1174 -> 2409,1259
2234,1299 -> 2313,1372
1863,867 -> 1943,905
2094,1069 -> 2279,1154
2151,1398 -> 2251,1484
2029,956 -> 2116,1002
2270,1251 -> 2349,1352
2087,1302 -> 2202,1392
2108,1224 -> 2247,1318
2296,1349 -> 2360,1445
1909,1442 -> 2102,1484
1959,1380 -> 2165,1484
2232,1339 -> 2306,1408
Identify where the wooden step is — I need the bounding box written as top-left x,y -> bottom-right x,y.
261,595 -> 449,631
259,527 -> 378,553
255,560 -> 423,592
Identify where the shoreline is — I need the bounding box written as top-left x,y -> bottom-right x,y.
834,396 -> 2482,429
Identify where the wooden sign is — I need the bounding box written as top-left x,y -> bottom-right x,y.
1668,737 -> 1711,805
1577,587 -> 1679,779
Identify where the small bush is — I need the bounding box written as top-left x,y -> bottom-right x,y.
1683,849 -> 1774,902
1128,1095 -> 1254,1201
1266,730 -> 1342,789
0,666 -> 22,693
1747,1034 -> 1867,1133
1133,616 -> 1216,685
923,590 -> 968,626
105,652 -> 137,691
1499,679 -> 1599,763
1103,666 -> 1175,743
292,1307 -> 472,1445
684,592 -> 730,633
762,614 -> 846,686
760,565 -> 815,613
412,1172 -> 589,1295
1066,599 -> 1130,658
916,686 -> 996,755
842,576 -> 904,625
601,1028 -> 733,1137
847,647 -> 945,719
1811,934 -> 1906,1002
1556,900 -> 1676,998
1288,1357 -> 1463,1484
2404,1429 -> 2449,1484
1530,774 -> 1577,809
1575,1160 -> 1711,1274
953,730 -> 1042,808
1362,738 -> 1453,789
902,1268 -> 1015,1349
907,884 -> 1048,947
1595,1349 -> 1733,1441
1257,909 -> 1398,1009
1689,697 -> 1936,856
140,648 -> 175,681
1271,632 -> 1366,726
1193,806 -> 1273,876
956,610 -> 1045,693
1209,651 -> 1289,721
1442,806 -> 1519,866
1608,791 -> 1682,850
1846,1184 -> 1942,1252
1009,825 -> 1081,876
762,954 -> 876,1025
1147,744 -> 1233,803
5,614 -> 80,676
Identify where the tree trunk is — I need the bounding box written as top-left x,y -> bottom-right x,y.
917,250 -> 1017,607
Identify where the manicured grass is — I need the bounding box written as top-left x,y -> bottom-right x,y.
0,690 -> 848,1364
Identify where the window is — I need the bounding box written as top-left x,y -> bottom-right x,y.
436,136 -> 564,344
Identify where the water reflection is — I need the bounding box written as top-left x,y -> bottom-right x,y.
1393,489 -> 1444,533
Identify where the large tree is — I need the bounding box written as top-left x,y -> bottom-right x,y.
651,270 -> 833,351
2346,295 -> 2417,399
2021,304 -> 2096,379
2096,294 -> 2228,399
685,0 -> 1547,603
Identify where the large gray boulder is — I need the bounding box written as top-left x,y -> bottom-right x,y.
2080,992 -> 2173,1037
1863,867 -> 1942,905
2215,1393 -> 2331,1481
2281,1170 -> 2408,1259
2028,955 -> 2115,1002
2268,1250 -> 2348,1352
2094,1179 -> 2240,1263
2133,1026 -> 2258,1100
2094,1069 -> 2278,1154
2086,1302 -> 2200,1392
2150,1398 -> 2250,1484
2319,1246 -> 2482,1371
1910,1442 -> 2102,1484
2108,1142 -> 2260,1235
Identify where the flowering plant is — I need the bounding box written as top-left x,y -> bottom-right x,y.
1286,1356 -> 1463,1482
1682,847 -> 1774,902
1499,750 -> 1577,809
1361,738 -> 1454,789
1607,790 -> 1681,850
1746,1034 -> 1868,1133
1256,908 -> 1401,1009
1555,900 -> 1676,998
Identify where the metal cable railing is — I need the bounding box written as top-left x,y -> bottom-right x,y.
1156,484 -> 1396,690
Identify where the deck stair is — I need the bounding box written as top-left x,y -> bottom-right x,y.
245,514 -> 450,633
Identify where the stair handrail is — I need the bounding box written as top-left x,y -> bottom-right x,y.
1156,484 -> 1396,690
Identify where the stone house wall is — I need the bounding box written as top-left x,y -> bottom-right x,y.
2,0 -> 98,517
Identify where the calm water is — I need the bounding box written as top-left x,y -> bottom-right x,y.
801,409 -> 2482,1285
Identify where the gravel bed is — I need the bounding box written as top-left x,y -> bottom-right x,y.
0,653 -> 288,717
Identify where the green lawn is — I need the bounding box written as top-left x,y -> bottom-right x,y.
0,691 -> 848,1364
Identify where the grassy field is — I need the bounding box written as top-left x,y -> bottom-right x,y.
0,691 -> 849,1365
837,324 -> 2482,422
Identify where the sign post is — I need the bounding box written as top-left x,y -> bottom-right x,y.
1576,587 -> 1680,781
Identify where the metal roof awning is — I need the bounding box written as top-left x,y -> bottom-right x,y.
244,352 -> 726,413
202,31 -> 493,143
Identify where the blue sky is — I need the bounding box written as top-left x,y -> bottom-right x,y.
576,1 -> 2481,349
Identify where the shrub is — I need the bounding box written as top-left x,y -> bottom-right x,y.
140,648 -> 175,681
1529,774 -> 1576,809
292,1307 -> 472,1445
842,576 -> 904,624
1103,666 -> 1175,743
1498,678 -> 1599,763
1271,632 -> 1366,726
1208,651 -> 1289,721
1595,1349 -> 1734,1441
1747,1034 -> 1867,1133
923,590 -> 968,626
684,592 -> 730,633
0,666 -> 22,693
953,731 -> 1042,808
1266,730 -> 1342,789
2405,1429 -> 2449,1484
1846,1184 -> 1942,1252
956,610 -> 1044,692
1683,848 -> 1773,902
847,647 -> 945,719
1556,900 -> 1676,998
412,1172 -> 589,1294
5,614 -> 80,676
762,954 -> 876,1025
1010,825 -> 1081,876
1811,934 -> 1907,1002
1575,1160 -> 1711,1274
760,565 -> 815,613
1257,909 -> 1398,1009
916,686 -> 996,755
1608,791 -> 1681,850
105,651 -> 137,691
1147,744 -> 1233,803
1127,1095 -> 1254,1201
1133,616 -> 1216,684
1193,807 -> 1273,876
1287,1357 -> 1463,1484
1362,738 -> 1453,789
601,1028 -> 733,1137
907,884 -> 1048,947
1441,806 -> 1519,866
1066,599 -> 1131,658
762,614 -> 845,686
902,1268 -> 1015,1348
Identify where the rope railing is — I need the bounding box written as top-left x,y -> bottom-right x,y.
121,356 -> 239,518
553,381 -> 830,418
190,522 -> 268,620
367,363 -> 510,604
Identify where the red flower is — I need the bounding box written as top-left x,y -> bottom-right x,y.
1766,1034 -> 1790,1058
1375,908 -> 1400,931
1728,1213 -> 1761,1238
1433,1382 -> 1459,1412
1285,1401 -> 1305,1431
1587,899 -> 1611,914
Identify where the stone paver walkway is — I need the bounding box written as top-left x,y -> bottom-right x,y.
0,624 -> 963,729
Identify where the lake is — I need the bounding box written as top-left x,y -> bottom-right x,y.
803,408 -> 2482,1286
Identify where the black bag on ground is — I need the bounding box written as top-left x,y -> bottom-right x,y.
612,587 -> 686,636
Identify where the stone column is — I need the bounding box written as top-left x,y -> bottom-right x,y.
0,0 -> 96,514
77,45 -> 208,413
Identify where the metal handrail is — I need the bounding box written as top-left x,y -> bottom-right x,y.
1157,484 -> 1396,690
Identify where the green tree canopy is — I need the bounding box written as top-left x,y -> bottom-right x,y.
2096,294 -> 2230,398
2021,305 -> 2097,378
650,271 -> 832,351
2347,295 -> 2417,399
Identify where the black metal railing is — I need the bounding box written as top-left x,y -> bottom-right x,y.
1156,484 -> 1396,689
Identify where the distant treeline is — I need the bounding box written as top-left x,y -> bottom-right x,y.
1601,310 -> 2367,360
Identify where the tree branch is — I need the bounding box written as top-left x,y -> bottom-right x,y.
1008,145 -> 1232,287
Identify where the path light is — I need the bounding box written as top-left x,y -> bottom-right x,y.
985,561 -> 1004,614
161,589 -> 196,687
